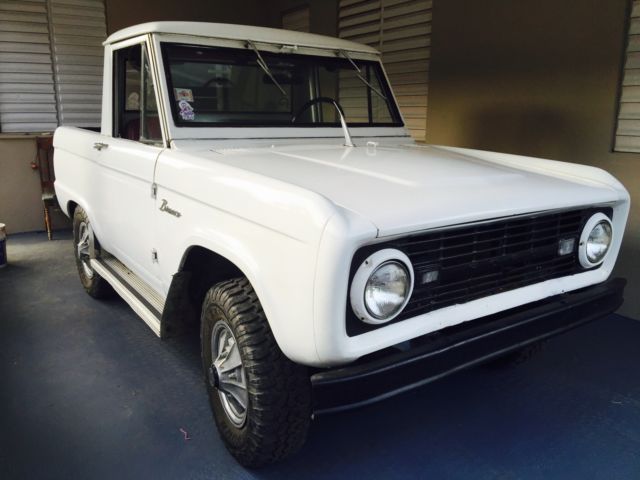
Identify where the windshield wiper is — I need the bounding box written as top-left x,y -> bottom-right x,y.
246,41 -> 288,97
338,49 -> 387,101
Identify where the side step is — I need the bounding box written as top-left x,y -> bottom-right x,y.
90,252 -> 166,337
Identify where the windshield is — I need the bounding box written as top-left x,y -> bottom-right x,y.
161,43 -> 402,127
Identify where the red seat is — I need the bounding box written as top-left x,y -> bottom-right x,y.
124,117 -> 162,141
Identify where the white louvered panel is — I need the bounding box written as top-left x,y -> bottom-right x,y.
623,68 -> 640,86
282,6 -> 310,32
0,92 -> 55,103
0,41 -> 51,53
619,102 -> 640,119
0,62 -> 53,74
339,1 -> 381,47
382,0 -> 431,141
615,134 -> 640,152
0,0 -> 57,133
616,119 -> 640,136
338,0 -> 431,141
615,0 -> 640,152
0,82 -> 55,93
0,102 -> 56,113
621,85 -> 640,102
0,51 -> 51,63
55,54 -> 103,66
49,0 -> 106,127
0,20 -> 48,34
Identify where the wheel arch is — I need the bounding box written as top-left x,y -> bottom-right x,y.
161,222 -> 321,365
162,245 -> 270,339
66,200 -> 79,217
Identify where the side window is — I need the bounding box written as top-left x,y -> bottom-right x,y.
113,44 -> 162,144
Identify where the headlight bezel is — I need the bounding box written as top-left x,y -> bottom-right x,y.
349,248 -> 414,325
578,212 -> 613,268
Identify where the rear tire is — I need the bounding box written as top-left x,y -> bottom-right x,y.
200,277 -> 311,468
72,206 -> 113,299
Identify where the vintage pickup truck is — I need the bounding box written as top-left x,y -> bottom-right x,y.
54,22 -> 629,467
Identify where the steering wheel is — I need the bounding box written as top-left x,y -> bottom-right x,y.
291,96 -> 347,123
202,76 -> 232,87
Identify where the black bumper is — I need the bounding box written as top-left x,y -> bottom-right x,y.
311,278 -> 626,415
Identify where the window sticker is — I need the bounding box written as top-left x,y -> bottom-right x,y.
126,91 -> 140,110
174,87 -> 194,102
178,99 -> 195,121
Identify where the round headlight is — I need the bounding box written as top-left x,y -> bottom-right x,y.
579,213 -> 613,268
350,249 -> 414,324
586,221 -> 612,263
364,261 -> 410,320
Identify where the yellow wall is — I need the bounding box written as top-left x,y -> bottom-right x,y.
426,0 -> 639,319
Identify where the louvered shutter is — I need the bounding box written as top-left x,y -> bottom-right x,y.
616,1 -> 640,152
282,6 -> 310,33
338,0 -> 432,141
0,0 -> 58,133
49,0 -> 106,128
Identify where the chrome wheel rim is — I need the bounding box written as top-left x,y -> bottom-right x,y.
77,221 -> 94,279
210,321 -> 248,427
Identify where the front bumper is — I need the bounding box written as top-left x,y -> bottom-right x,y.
311,277 -> 625,414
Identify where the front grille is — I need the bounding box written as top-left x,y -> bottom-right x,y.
346,207 -> 612,336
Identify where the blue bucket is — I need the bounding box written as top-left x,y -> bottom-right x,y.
0,223 -> 6,268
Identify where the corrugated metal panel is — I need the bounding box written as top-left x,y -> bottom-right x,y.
0,0 -> 57,133
282,6 -> 310,32
0,0 -> 106,132
49,0 -> 106,128
616,0 -> 640,152
338,0 -> 431,141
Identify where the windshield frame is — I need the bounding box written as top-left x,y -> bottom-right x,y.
159,41 -> 404,129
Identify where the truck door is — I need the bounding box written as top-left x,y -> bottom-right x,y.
92,40 -> 165,293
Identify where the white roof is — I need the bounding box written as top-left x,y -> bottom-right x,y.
104,22 -> 379,55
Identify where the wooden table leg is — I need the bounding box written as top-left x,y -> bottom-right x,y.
44,203 -> 52,241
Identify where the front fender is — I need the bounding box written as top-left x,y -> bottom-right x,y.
170,229 -> 320,364
154,149 -> 346,365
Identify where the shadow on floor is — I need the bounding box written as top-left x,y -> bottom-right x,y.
1,233 -> 639,479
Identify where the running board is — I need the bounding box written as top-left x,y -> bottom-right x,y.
90,253 -> 165,337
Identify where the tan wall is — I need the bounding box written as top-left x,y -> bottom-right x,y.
426,0 -> 640,319
0,136 -> 69,234
105,0 -> 273,33
269,0 -> 338,36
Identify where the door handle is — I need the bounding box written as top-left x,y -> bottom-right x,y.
93,142 -> 109,151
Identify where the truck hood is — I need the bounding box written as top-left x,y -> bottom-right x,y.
191,143 -> 622,237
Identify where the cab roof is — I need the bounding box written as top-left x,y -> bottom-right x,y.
104,21 -> 380,55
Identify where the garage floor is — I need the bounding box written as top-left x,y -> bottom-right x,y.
1,232 -> 640,479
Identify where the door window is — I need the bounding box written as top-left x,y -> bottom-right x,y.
113,44 -> 163,144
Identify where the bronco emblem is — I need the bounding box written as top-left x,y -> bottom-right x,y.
159,199 -> 182,218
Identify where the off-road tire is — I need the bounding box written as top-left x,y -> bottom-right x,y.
201,277 -> 311,468
72,206 -> 113,298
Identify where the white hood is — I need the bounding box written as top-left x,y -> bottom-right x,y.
183,142 -> 624,237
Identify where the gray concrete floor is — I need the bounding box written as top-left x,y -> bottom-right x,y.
1,232 -> 640,479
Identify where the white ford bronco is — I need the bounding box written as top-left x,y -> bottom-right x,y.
54,22 -> 629,467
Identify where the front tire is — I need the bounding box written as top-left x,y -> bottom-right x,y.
72,206 -> 112,299
201,278 -> 311,468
